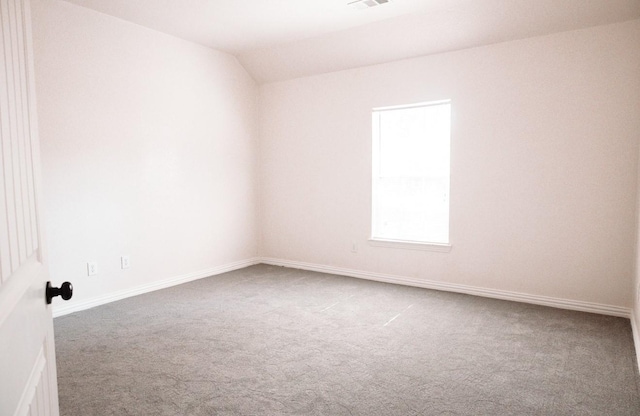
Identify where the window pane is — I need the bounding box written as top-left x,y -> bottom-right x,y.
372,102 -> 451,244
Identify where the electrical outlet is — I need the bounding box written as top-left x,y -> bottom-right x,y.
121,255 -> 130,269
87,262 -> 98,276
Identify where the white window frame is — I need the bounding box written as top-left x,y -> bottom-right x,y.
369,100 -> 452,252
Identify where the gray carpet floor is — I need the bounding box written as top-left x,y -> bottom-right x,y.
54,264 -> 640,415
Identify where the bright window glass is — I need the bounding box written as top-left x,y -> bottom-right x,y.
372,101 -> 451,244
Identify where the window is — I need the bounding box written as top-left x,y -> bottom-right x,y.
371,100 -> 451,247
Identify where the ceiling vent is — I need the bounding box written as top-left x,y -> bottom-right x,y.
348,0 -> 390,10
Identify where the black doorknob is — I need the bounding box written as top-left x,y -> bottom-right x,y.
46,281 -> 73,304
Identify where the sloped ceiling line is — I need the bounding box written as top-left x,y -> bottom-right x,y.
62,0 -> 640,83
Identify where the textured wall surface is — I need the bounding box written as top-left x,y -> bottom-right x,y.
259,20 -> 640,308
31,0 -> 259,308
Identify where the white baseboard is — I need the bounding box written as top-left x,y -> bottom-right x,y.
52,258 -> 261,318
52,255 -> 639,367
260,257 -> 632,318
631,309 -> 640,372
54,255 -> 633,321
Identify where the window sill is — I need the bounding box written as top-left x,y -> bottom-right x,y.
368,238 -> 452,252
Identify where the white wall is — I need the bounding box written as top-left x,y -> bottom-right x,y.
635,129 -> 640,325
259,20 -> 640,308
32,0 -> 258,309
29,0 -> 640,313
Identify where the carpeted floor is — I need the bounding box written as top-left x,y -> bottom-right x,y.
54,264 -> 640,415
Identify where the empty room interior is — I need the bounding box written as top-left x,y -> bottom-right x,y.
5,0 -> 640,414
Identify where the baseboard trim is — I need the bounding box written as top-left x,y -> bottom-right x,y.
631,309 -> 640,373
52,258 -> 261,318
260,257 -> 632,318
53,256 -> 632,321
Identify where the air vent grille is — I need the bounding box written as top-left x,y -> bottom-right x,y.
348,0 -> 390,10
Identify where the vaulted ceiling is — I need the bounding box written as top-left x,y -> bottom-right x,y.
62,0 -> 640,83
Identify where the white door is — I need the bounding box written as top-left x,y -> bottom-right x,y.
0,0 -> 62,415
